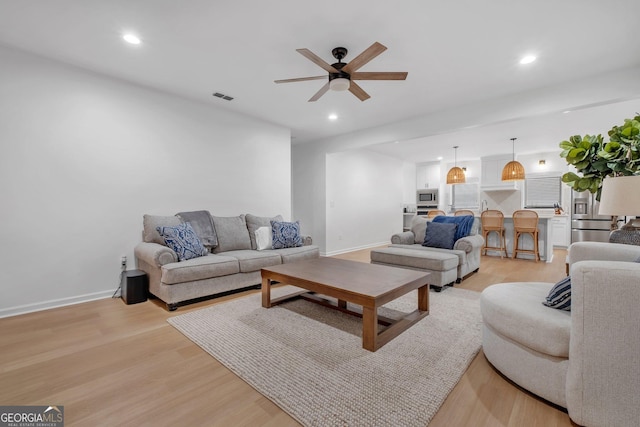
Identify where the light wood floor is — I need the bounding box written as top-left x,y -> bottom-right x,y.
0,249 -> 578,426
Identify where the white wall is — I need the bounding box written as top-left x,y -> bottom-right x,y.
325,149 -> 403,255
0,46 -> 291,317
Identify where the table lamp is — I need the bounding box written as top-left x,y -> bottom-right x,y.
598,175 -> 640,229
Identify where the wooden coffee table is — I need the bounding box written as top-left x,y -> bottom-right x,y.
261,257 -> 430,351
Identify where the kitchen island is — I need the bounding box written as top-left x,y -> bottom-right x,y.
481,213 -> 566,263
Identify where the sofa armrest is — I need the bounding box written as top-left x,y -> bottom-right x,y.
134,242 -> 178,268
301,235 -> 313,246
454,234 -> 485,253
566,260 -> 640,426
391,231 -> 416,245
568,241 -> 640,269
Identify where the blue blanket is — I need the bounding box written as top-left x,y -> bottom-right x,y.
432,215 -> 475,241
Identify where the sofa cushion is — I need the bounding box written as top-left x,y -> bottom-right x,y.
543,276 -> 572,311
156,222 -> 208,261
481,282 -> 571,358
211,215 -> 252,253
254,226 -> 272,250
246,214 -> 283,249
423,222 -> 457,249
410,215 -> 428,244
161,254 -> 240,285
370,247 -> 458,272
266,245 -> 321,263
271,220 -> 303,249
389,244 -> 468,267
143,214 -> 182,245
217,250 -> 282,273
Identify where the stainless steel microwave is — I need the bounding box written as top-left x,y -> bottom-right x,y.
416,189 -> 439,206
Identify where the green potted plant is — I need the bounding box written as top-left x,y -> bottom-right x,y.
559,114 -> 640,201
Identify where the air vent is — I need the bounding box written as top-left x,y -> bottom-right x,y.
213,92 -> 234,101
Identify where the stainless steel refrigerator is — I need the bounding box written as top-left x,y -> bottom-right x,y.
571,190 -> 611,243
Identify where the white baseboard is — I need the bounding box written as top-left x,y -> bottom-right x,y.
0,290 -> 115,319
322,241 -> 389,257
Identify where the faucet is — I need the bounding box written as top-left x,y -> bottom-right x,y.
481,199 -> 488,212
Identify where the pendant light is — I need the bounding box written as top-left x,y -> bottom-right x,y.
501,137 -> 525,181
446,146 -> 466,184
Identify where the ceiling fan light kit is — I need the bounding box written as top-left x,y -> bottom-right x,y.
446,146 -> 466,185
275,42 -> 407,102
501,137 -> 526,181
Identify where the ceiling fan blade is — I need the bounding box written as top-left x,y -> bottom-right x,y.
342,42 -> 387,74
348,81 -> 371,102
308,82 -> 330,102
274,76 -> 326,84
351,71 -> 408,80
296,48 -> 339,73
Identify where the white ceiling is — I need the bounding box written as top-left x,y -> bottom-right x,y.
1,0 -> 639,160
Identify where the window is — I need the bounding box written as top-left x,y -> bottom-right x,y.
451,177 -> 479,209
525,175 -> 562,208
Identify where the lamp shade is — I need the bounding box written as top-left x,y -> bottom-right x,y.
598,175 -> 640,216
501,160 -> 526,181
446,166 -> 466,184
329,78 -> 350,91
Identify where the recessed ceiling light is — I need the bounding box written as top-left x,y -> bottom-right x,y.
437,156 -> 443,161
519,55 -> 536,65
123,34 -> 141,45
563,110 -> 571,114
328,113 -> 338,121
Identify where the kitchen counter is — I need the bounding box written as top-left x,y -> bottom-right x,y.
479,215 -> 559,263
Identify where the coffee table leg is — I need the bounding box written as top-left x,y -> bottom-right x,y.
262,277 -> 271,308
362,306 -> 378,351
418,284 -> 429,312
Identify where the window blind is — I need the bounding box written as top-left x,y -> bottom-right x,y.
452,178 -> 479,209
525,176 -> 562,208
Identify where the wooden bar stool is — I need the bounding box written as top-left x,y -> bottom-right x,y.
512,210 -> 541,261
481,210 -> 507,258
426,209 -> 446,218
454,209 -> 474,216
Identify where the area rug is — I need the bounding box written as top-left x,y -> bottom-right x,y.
168,285 -> 482,427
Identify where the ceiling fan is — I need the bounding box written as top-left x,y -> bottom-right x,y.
274,42 -> 408,102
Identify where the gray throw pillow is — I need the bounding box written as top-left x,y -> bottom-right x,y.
211,214 -> 252,253
246,213 -> 283,250
423,222 -> 457,250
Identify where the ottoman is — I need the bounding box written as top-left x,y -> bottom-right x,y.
370,247 -> 459,291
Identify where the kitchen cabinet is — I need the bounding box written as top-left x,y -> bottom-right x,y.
550,215 -> 570,247
416,163 -> 440,189
481,155 -> 518,191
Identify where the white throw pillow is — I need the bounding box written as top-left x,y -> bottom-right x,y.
255,226 -> 272,250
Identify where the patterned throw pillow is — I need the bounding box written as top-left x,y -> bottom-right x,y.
271,220 -> 303,249
543,276 -> 571,311
423,222 -> 457,250
157,222 -> 208,261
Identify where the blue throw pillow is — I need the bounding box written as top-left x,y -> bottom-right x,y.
423,222 -> 457,250
543,276 -> 571,311
271,220 -> 303,249
157,222 -> 208,261
431,215 -> 475,241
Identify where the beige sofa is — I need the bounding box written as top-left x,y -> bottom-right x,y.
135,213 -> 319,310
481,241 -> 640,427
